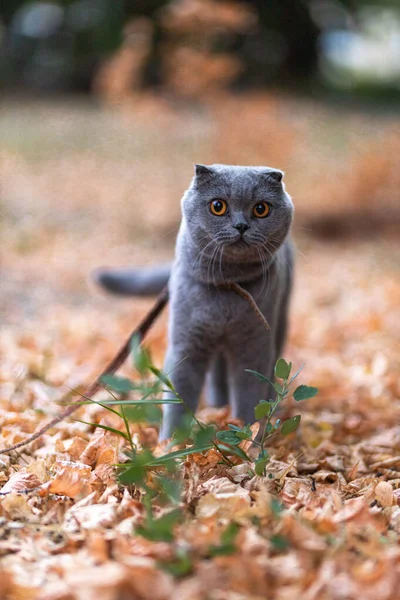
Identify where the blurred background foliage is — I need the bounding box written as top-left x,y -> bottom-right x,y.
1,0 -> 399,100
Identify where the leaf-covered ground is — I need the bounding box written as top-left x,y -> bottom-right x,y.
1,96 -> 400,599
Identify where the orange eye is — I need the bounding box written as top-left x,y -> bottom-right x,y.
210,199 -> 228,216
253,202 -> 270,218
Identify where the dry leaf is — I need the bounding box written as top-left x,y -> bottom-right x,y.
64,503 -> 117,532
2,92 -> 400,600
1,494 -> 34,520
0,471 -> 41,495
44,467 -> 93,499
196,489 -> 250,520
374,481 -> 393,507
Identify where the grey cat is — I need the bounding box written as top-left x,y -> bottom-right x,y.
96,164 -> 294,440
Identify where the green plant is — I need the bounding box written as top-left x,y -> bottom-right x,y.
208,523 -> 240,557
77,339 -> 317,549
218,359 -> 318,476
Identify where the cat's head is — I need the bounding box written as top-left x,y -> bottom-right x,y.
182,164 -> 294,262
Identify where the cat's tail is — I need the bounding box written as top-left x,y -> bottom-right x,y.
93,264 -> 171,296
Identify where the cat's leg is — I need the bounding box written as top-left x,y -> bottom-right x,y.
205,354 -> 229,408
159,344 -> 210,441
227,335 -> 275,426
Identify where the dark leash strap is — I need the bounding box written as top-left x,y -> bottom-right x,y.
0,287 -> 169,455
0,281 -> 268,456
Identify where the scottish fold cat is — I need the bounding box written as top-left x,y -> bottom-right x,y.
96,164 -> 294,440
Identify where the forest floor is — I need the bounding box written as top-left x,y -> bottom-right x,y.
1,94 -> 400,599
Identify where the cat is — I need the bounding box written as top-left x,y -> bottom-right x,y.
95,164 -> 294,440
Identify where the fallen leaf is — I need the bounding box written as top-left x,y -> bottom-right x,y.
374,481 -> 393,507
64,503 -> 117,532
0,471 -> 41,495
196,489 -> 251,520
45,467 -> 93,499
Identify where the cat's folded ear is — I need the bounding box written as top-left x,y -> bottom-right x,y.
194,164 -> 214,181
263,169 -> 284,184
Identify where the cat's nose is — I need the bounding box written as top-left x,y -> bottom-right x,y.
233,222 -> 250,235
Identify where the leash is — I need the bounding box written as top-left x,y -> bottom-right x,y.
0,280 -> 268,455
224,282 -> 270,333
0,287 -> 169,455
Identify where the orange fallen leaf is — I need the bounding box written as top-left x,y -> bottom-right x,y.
44,467 -> 93,499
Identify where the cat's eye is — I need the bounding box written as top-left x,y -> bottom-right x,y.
210,199 -> 228,216
253,202 -> 271,218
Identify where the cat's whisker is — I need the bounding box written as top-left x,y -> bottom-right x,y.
205,244 -> 215,290
264,239 -> 293,277
284,241 -> 307,262
208,242 -> 222,290
259,245 -> 273,298
259,241 -> 276,266
218,243 -> 225,285
154,225 -> 180,241
211,244 -> 220,289
95,163 -> 295,443
254,237 -> 277,296
216,242 -> 225,287
195,238 -> 216,273
257,247 -> 268,296
256,247 -> 264,295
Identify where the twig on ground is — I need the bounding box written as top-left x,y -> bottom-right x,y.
0,287 -> 169,456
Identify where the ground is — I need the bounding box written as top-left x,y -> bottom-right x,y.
1,94 -> 400,599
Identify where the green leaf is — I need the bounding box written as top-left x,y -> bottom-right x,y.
254,400 -> 271,420
124,404 -> 162,424
254,455 -> 269,476
235,430 -> 252,440
216,443 -> 250,462
270,498 -> 284,516
101,374 -> 134,393
193,425 -> 216,447
265,422 -> 274,434
221,522 -> 240,546
131,335 -> 152,375
270,534 -> 290,551
208,523 -> 240,557
170,415 -> 196,447
156,475 -> 182,504
281,415 -> 301,435
118,449 -> 155,485
83,399 -> 181,406
119,463 -> 147,485
216,430 -> 242,446
245,369 -> 275,387
148,444 -> 214,466
228,424 -> 242,432
84,396 -> 123,418
274,358 -> 291,380
293,385 -> 318,401
273,382 -> 284,395
75,419 -> 130,441
227,424 -> 252,440
159,551 -> 192,578
136,509 -> 182,543
229,445 -> 251,461
150,366 -> 175,391
288,363 -> 304,384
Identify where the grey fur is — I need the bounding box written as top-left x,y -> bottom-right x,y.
94,264 -> 170,296
96,164 -> 294,440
